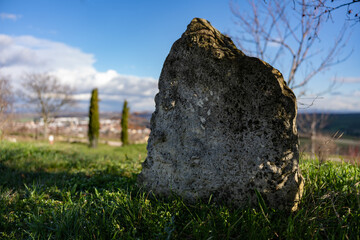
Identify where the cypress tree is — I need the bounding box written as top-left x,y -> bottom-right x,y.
88,88 -> 99,148
120,100 -> 129,145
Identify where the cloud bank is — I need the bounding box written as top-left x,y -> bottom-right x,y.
0,34 -> 358,113
0,34 -> 158,112
298,91 -> 360,113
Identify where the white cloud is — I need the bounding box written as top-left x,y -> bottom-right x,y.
300,92 -> 360,112
333,76 -> 360,83
0,13 -> 21,21
0,34 -> 158,112
0,35 -> 95,75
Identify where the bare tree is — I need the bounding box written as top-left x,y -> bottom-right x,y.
231,0 -> 352,161
230,0 -> 350,96
20,73 -> 76,139
298,113 -> 343,162
0,76 -> 13,140
297,112 -> 329,156
298,113 -> 329,137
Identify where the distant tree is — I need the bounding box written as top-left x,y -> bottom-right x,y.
297,112 -> 343,163
297,112 -> 329,154
0,76 -> 12,140
120,100 -> 129,146
88,88 -> 100,148
20,73 -> 76,139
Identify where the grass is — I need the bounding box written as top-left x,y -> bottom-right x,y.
0,141 -> 359,239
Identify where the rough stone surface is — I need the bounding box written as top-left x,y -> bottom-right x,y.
138,18 -> 304,211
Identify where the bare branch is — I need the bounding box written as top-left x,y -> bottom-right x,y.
231,0 -> 351,95
302,0 -> 360,23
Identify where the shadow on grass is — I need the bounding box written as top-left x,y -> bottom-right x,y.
0,162 -> 138,193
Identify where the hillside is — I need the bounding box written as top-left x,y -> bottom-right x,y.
323,113 -> 360,137
297,113 -> 360,138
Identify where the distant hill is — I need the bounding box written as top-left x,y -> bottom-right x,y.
323,113 -> 360,138
132,112 -> 152,121
298,113 -> 360,138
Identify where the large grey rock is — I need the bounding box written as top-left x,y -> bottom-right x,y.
138,18 -> 304,211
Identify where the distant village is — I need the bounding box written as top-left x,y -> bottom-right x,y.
6,112 -> 151,145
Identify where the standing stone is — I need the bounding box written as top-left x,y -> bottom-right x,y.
138,18 -> 304,211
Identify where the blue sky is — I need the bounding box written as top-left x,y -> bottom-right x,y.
0,0 -> 359,112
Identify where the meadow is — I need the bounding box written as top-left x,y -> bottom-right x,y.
0,141 -> 359,239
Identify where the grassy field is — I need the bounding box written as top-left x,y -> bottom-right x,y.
0,141 -> 359,239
